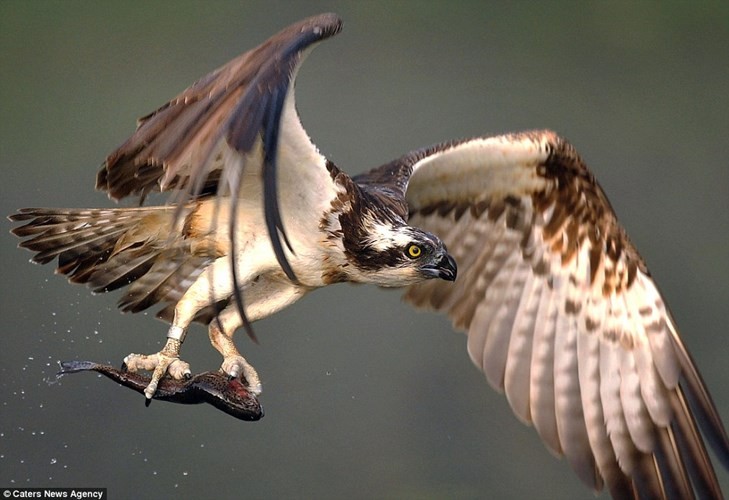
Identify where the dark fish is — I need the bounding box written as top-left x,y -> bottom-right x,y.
57,360 -> 263,421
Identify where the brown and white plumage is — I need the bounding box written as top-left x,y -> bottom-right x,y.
10,13 -> 456,397
9,13 -> 728,499
357,131 -> 729,497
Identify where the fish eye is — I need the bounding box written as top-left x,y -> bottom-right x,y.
406,244 -> 422,259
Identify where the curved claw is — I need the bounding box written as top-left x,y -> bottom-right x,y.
221,355 -> 262,395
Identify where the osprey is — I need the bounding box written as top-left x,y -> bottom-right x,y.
9,13 -> 728,499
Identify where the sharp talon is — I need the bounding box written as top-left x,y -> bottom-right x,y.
145,398 -> 151,408
184,372 -> 192,380
121,362 -> 128,372
220,355 -> 261,393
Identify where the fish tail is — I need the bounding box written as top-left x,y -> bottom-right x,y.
57,360 -> 98,375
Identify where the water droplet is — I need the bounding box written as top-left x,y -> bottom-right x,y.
50,458 -> 57,465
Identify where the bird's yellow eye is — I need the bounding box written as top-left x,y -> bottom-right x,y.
407,244 -> 422,258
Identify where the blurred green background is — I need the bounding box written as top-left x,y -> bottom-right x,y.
1,1 -> 727,498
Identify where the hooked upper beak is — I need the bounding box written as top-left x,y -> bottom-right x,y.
421,252 -> 457,282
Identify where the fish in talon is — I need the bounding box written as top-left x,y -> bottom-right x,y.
57,360 -> 263,421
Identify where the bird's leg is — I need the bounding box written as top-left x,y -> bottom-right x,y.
208,306 -> 262,395
124,256 -> 242,399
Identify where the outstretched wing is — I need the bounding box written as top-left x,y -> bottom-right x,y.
363,130 -> 729,498
96,13 -> 343,283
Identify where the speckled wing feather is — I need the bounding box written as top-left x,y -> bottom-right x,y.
95,13 -> 343,283
360,130 -> 729,498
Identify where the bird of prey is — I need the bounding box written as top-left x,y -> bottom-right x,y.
9,13 -> 728,499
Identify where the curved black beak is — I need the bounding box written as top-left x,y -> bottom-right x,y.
421,252 -> 457,282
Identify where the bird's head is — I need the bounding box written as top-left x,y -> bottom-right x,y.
346,220 -> 457,287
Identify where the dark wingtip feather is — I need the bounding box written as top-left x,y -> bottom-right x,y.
227,180 -> 259,344
681,373 -> 729,471
654,426 -> 695,500
262,90 -> 299,283
669,387 -> 724,499
671,331 -> 729,471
